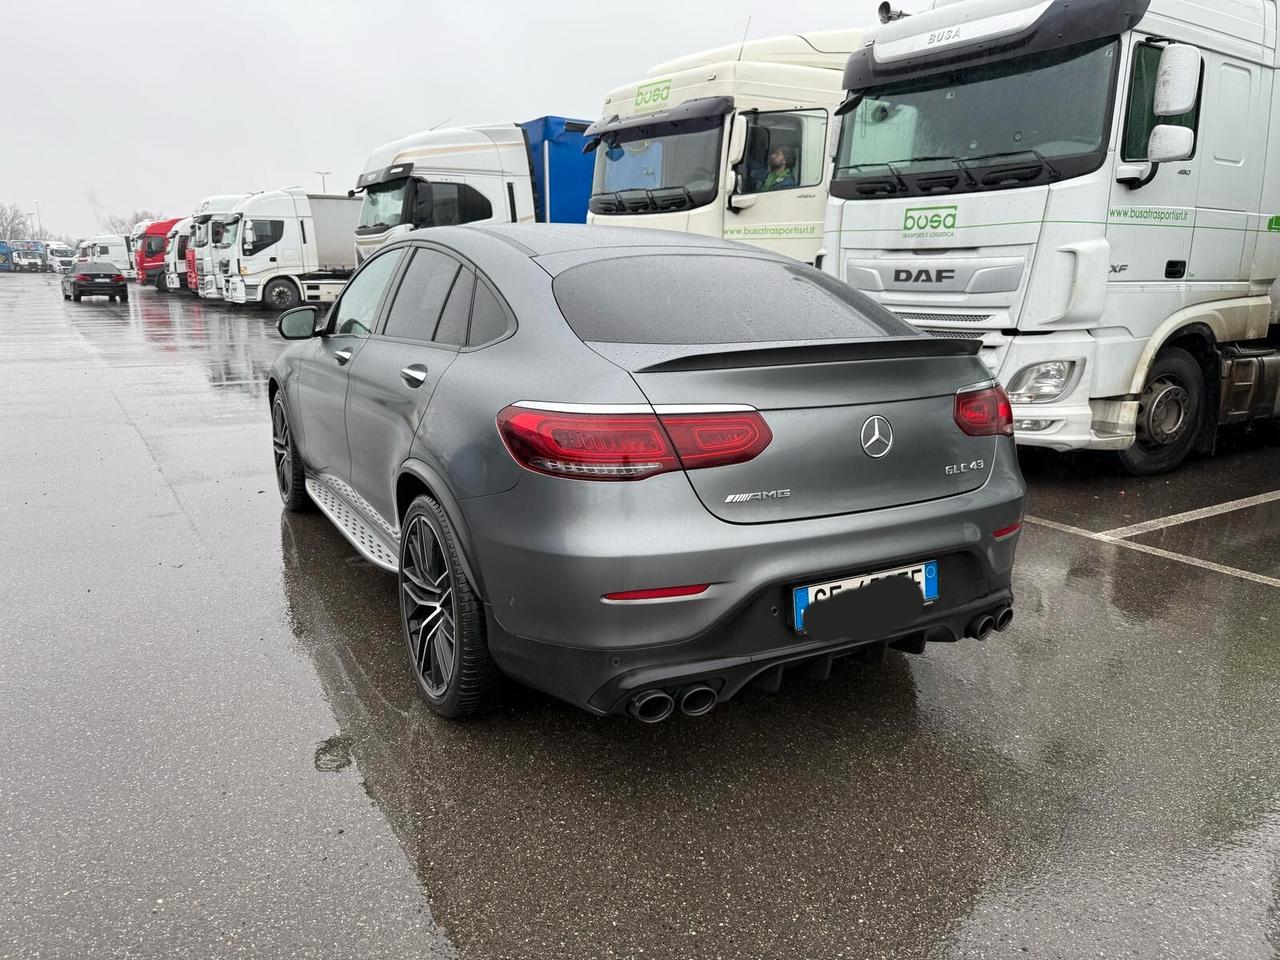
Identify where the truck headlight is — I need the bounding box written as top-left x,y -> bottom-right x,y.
1006,360 -> 1080,404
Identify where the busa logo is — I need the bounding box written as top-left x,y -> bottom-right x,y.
903,205 -> 958,236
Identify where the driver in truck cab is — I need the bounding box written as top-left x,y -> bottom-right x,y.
760,145 -> 797,191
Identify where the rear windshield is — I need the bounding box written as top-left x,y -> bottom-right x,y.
552,254 -> 918,344
81,262 -> 119,273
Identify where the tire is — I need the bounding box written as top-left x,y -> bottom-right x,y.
120,290 -> 128,302
399,495 -> 502,718
271,395 -> 311,513
156,272 -> 169,293
72,293 -> 81,302
1118,346 -> 1205,476
263,278 -> 300,312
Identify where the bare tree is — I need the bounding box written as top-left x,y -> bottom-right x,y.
99,209 -> 164,236
0,203 -> 34,241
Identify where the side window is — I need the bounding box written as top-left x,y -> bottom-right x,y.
1122,42 -> 1202,161
410,181 -> 494,227
383,248 -> 461,342
467,277 -> 513,346
176,235 -> 189,257
244,219 -> 284,256
330,250 -> 404,338
434,269 -> 476,347
96,244 -> 109,256
737,109 -> 828,194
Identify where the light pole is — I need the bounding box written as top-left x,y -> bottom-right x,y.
33,200 -> 43,237
314,170 -> 333,193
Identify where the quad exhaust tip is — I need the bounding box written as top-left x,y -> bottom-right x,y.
994,606 -> 1014,632
629,690 -> 675,723
970,614 -> 996,641
678,684 -> 717,717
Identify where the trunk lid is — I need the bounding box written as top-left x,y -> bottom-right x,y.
593,338 -> 998,523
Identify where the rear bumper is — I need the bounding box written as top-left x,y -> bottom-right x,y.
71,283 -> 127,297
463,441 -> 1024,713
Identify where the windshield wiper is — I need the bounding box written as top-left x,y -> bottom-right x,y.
965,149 -> 1061,181
835,161 -> 910,194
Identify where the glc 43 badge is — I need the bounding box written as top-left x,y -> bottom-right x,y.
946,460 -> 985,475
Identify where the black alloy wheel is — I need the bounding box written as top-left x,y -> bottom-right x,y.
399,496 -> 501,717
271,395 -> 310,512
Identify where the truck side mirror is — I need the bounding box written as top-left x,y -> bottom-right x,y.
1153,44 -> 1201,116
243,220 -> 256,247
727,114 -> 749,168
1147,124 -> 1195,163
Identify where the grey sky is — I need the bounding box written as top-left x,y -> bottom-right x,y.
3,0 -> 879,239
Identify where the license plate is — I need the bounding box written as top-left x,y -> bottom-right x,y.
793,560 -> 938,633
94,277 -> 110,282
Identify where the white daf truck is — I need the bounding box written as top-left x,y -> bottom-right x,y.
190,194 -> 249,299
352,116 -> 592,265
823,0 -> 1280,474
221,187 -> 361,310
161,218 -> 192,292
583,29 -> 864,264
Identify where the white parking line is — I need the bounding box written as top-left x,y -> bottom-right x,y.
1100,489 -> 1280,539
1025,515 -> 1280,589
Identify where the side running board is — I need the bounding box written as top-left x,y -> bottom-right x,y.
305,476 -> 399,573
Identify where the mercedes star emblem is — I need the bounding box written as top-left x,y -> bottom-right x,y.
860,415 -> 894,459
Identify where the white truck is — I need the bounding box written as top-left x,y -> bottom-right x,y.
43,241 -> 75,272
190,194 -> 249,299
160,218 -> 192,292
823,0 -> 1280,475
221,187 -> 361,310
583,30 -> 863,264
352,116 -> 593,264
75,235 -> 134,279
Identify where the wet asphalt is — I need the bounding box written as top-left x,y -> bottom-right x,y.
2,271 -> 1279,959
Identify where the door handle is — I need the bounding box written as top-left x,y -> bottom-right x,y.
334,348 -> 353,365
400,364 -> 428,387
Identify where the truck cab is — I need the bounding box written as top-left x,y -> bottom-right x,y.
11,242 -> 45,272
135,218 -> 180,287
161,218 -> 192,292
75,236 -> 132,278
352,116 -> 592,264
584,30 -> 862,264
43,242 -> 75,273
188,194 -> 249,298
824,0 -> 1280,474
220,187 -> 361,310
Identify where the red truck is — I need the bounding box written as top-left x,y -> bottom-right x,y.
134,218 -> 181,286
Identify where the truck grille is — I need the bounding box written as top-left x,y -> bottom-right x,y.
923,329 -> 986,340
894,311 -> 993,324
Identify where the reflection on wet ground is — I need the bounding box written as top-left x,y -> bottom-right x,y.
3,273 -> 1279,958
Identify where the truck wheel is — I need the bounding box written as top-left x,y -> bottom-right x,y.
263,279 -> 300,312
156,272 -> 168,293
1118,347 -> 1204,476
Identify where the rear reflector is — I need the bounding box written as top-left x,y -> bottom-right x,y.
497,405 -> 771,481
992,522 -> 1022,539
955,385 -> 1014,437
604,584 -> 709,601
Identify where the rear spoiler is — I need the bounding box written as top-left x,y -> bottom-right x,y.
631,336 -> 980,373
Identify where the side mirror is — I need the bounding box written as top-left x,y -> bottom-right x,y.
1153,43 -> 1201,116
1147,124 -> 1195,163
243,220 -> 256,246
728,192 -> 758,211
727,114 -> 748,167
277,305 -> 321,340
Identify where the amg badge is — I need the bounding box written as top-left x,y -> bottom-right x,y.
725,489 -> 791,504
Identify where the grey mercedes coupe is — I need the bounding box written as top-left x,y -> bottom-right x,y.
269,225 -> 1024,722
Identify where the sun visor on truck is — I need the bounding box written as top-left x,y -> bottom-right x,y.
582,96 -> 734,152
838,0 -> 1150,106
353,162 -> 415,192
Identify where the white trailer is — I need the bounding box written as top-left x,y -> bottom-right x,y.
583,30 -> 863,264
161,218 -> 192,292
222,187 -> 361,310
823,0 -> 1280,474
190,194 -> 249,299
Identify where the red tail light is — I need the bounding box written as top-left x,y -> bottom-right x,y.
111,274 -> 125,283
496,405 -> 772,481
73,273 -> 92,282
954,384 -> 1014,437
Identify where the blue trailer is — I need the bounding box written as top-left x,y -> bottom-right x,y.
0,241 -> 11,272
518,116 -> 594,225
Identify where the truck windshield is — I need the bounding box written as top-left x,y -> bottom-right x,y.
359,180 -> 407,231
218,220 -> 239,247
832,40 -> 1119,200
589,114 -> 723,214
50,247 -> 73,258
